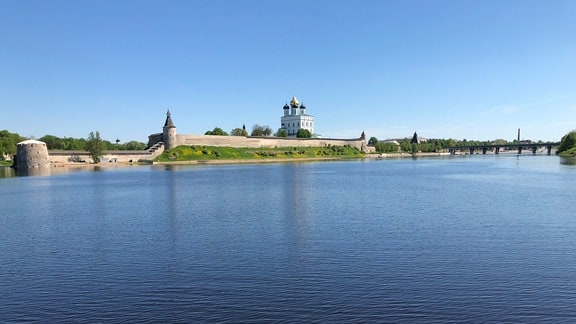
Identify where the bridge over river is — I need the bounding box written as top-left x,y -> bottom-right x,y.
447,142 -> 560,155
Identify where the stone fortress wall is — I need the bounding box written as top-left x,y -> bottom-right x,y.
17,99 -> 368,165
176,134 -> 366,151
45,133 -> 366,165
47,147 -> 165,165
148,106 -> 368,153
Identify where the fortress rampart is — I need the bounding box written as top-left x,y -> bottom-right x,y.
48,144 -> 165,164
48,134 -> 367,165
16,107 -> 368,166
149,108 -> 368,152
175,134 -> 366,151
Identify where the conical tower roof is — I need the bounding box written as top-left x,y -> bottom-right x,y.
164,110 -> 175,128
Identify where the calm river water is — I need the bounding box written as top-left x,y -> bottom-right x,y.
1,156 -> 576,323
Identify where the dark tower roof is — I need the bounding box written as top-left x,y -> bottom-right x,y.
164,110 -> 175,128
283,103 -> 289,109
411,131 -> 419,144
300,103 -> 306,109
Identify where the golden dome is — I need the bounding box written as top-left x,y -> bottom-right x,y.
290,96 -> 299,108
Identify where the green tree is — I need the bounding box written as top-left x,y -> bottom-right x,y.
61,137 -> 87,150
368,136 -> 378,145
275,129 -> 288,137
39,135 -> 64,150
558,130 -> 576,154
399,139 -> 412,152
101,140 -> 114,150
375,142 -> 398,153
0,130 -> 25,159
231,128 -> 248,136
86,131 -> 103,163
122,141 -> 147,150
205,127 -> 228,136
251,125 -> 272,136
296,129 -> 312,138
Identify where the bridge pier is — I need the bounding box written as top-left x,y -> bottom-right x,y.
517,147 -> 522,154
482,147 -> 487,154
532,146 -> 537,154
469,148 -> 475,155
546,145 -> 552,155
495,147 -> 500,155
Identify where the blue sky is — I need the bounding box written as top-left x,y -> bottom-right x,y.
1,0 -> 575,143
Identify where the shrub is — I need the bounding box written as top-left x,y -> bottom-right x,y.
558,131 -> 576,154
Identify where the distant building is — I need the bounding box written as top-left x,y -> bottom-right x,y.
280,96 -> 314,137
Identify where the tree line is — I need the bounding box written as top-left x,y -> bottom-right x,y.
0,129 -> 147,161
205,125 -> 311,138
368,136 -> 555,154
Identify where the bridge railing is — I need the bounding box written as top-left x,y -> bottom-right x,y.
446,143 -> 559,155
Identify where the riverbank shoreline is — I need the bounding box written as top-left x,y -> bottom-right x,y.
46,152 -> 454,168
47,156 -> 362,168
369,152 -> 451,158
24,150 -> 553,170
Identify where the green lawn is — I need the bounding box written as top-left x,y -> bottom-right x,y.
0,160 -> 13,166
155,145 -> 364,162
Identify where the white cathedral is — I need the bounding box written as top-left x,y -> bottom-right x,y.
280,96 -> 314,137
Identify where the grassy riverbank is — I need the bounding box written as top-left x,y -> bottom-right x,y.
0,160 -> 12,167
155,145 -> 364,162
558,147 -> 576,157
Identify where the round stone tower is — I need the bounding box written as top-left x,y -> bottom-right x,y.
15,139 -> 50,168
163,110 -> 177,149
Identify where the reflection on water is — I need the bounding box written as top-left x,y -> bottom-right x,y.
0,166 -> 55,178
0,165 -> 136,179
560,156 -> 576,165
2,156 -> 576,322
0,166 -> 15,178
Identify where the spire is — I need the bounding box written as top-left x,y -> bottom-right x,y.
164,109 -> 175,128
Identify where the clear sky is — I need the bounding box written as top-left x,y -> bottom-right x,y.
1,0 -> 575,143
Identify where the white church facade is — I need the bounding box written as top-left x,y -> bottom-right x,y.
280,96 -> 314,137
